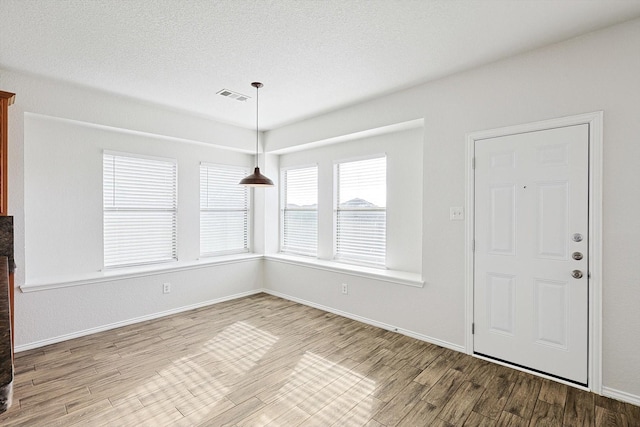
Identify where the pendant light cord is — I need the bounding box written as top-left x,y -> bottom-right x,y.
255,84 -> 259,168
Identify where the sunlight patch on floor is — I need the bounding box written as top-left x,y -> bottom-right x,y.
250,351 -> 376,426
201,321 -> 279,374
106,321 -> 279,425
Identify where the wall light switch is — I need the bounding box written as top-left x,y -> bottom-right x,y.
450,207 -> 464,221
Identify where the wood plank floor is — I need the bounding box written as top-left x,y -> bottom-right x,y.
0,293 -> 637,426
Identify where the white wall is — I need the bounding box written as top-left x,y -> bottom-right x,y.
23,113 -> 253,281
264,18 -> 640,400
2,69 -> 266,348
19,260 -> 262,350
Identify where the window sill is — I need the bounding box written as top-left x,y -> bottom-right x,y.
265,254 -> 424,288
19,253 -> 424,293
20,253 -> 263,293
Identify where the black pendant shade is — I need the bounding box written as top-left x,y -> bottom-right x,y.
239,166 -> 274,187
240,82 -> 274,187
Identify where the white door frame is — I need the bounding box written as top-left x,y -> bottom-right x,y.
465,111 -> 603,393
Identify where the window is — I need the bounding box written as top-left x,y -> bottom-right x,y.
335,156 -> 386,266
103,152 -> 177,268
200,163 -> 250,256
281,166 -> 318,256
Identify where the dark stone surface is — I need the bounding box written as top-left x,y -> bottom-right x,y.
0,257 -> 12,412
0,217 -> 13,274
0,382 -> 11,413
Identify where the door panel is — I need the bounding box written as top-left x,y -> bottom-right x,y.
474,124 -> 589,385
487,273 -> 516,335
537,182 -> 568,259
489,185 -> 516,255
534,278 -> 569,349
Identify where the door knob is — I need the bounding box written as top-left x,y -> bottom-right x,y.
572,252 -> 583,260
571,270 -> 583,279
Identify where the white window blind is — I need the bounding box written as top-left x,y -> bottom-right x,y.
281,166 -> 318,256
103,152 -> 177,268
335,156 -> 386,266
200,163 -> 250,256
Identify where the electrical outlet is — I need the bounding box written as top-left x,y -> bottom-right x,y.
341,283 -> 348,295
163,283 -> 171,294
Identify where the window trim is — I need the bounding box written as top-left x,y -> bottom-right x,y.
21,254 -> 263,293
265,254 -> 423,288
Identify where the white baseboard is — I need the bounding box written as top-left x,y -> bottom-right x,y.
602,386 -> 640,406
15,289 -> 263,353
263,289 -> 465,353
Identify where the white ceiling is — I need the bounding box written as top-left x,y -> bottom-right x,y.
2,0 -> 640,130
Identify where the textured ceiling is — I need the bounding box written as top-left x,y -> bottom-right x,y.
1,0 -> 640,130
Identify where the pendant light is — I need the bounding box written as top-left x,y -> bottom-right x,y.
239,82 -> 274,187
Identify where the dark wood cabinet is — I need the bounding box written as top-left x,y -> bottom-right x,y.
0,91 -> 15,217
0,91 -> 14,345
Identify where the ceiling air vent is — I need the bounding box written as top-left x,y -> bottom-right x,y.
217,88 -> 250,102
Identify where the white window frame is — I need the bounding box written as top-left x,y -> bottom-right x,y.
103,151 -> 178,269
200,162 -> 250,257
334,154 -> 387,268
280,164 -> 318,257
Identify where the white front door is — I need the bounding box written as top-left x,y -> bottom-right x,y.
473,124 -> 589,385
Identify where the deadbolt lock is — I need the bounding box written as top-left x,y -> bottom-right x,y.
571,270 -> 583,279
572,252 -> 584,261
572,233 -> 583,242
